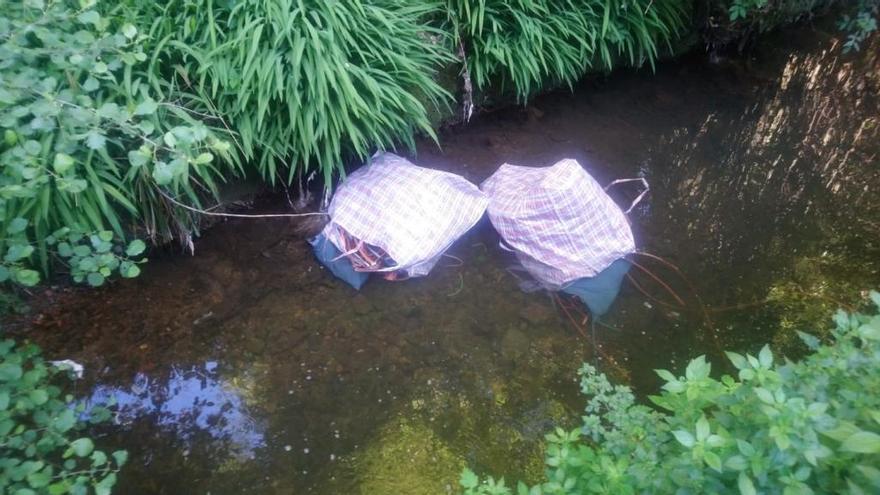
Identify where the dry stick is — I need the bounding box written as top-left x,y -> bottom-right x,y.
158,189 -> 329,219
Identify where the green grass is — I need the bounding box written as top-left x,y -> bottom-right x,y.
135,0 -> 454,187
448,0 -> 690,102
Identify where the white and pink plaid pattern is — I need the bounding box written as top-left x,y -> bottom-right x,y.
481,159 -> 635,289
322,152 -> 488,277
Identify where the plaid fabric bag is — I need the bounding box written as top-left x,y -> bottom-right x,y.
481,159 -> 635,289
322,152 -> 488,278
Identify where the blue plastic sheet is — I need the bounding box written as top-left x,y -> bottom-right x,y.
309,234 -> 369,290
561,259 -> 630,316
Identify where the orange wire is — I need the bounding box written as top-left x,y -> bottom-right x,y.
628,258 -> 687,306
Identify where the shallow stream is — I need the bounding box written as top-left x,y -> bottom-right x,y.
19,20 -> 880,495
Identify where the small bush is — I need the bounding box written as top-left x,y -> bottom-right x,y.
1,0 -> 237,286
0,337 -> 126,494
462,291 -> 880,494
838,0 -> 879,52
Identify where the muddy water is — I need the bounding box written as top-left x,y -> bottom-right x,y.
21,21 -> 880,495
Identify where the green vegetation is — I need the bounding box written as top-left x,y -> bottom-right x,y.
2,0 -> 868,288
461,293 -> 880,494
0,0 -> 236,287
838,0 -> 879,52
721,0 -> 879,49
133,0 -> 453,186
0,337 -> 126,494
448,0 -> 689,101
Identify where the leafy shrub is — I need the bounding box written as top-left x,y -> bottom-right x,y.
1,0 -> 236,286
134,0 -> 453,186
838,0 -> 878,52
448,0 -> 689,102
0,337 -> 126,494
462,292 -> 880,494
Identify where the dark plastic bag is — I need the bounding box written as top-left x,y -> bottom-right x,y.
561,259 -> 630,316
310,234 -> 369,290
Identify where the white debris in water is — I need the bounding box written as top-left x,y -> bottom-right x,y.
303,448 -> 310,454
49,360 -> 84,379
330,454 -> 336,461
643,302 -> 653,309
284,445 -> 292,452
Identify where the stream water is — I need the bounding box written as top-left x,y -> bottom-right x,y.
17,19 -> 880,495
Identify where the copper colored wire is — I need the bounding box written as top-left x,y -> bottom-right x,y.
627,258 -> 687,307
625,252 -> 723,354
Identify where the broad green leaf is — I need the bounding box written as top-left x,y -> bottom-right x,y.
94,472 -> 117,495
738,472 -> 757,495
672,430 -> 695,448
86,131 -> 106,150
754,387 -> 775,404
5,244 -> 34,262
54,409 -> 76,433
0,363 -> 23,381
69,438 -> 94,457
126,239 -> 146,257
15,270 -> 40,287
841,431 -> 880,454
90,451 -> 107,466
460,468 -> 479,489
655,369 -> 676,382
121,23 -> 137,38
134,98 -> 158,116
112,450 -> 128,466
120,262 -> 141,279
152,163 -> 173,185
128,150 -> 150,167
82,77 -> 100,92
28,389 -> 48,405
86,272 -> 105,287
758,345 -> 773,368
704,451 -> 722,472
726,351 -> 748,370
26,470 -> 51,489
696,416 -> 710,442
7,217 -> 28,234
53,153 -> 75,174
77,10 -> 100,25
193,152 -> 214,165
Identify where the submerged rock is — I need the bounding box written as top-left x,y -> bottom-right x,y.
500,328 -> 529,361
519,301 -> 554,325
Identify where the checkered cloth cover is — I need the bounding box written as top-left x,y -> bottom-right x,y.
481,159 -> 635,289
322,152 -> 488,277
